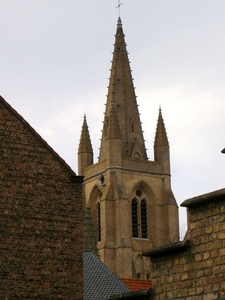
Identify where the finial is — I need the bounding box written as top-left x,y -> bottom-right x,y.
159,106 -> 162,114
116,0 -> 123,18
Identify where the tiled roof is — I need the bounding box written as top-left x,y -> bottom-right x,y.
83,250 -> 130,300
121,278 -> 152,292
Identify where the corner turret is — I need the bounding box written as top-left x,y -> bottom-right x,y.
154,108 -> 170,175
78,115 -> 93,175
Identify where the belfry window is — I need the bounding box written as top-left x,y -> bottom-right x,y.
97,202 -> 101,242
141,200 -> 147,238
132,199 -> 138,238
131,191 -> 148,239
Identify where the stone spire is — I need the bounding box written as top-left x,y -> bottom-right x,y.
99,17 -> 147,161
78,115 -> 93,175
154,107 -> 169,147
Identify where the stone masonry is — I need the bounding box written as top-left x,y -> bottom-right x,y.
0,96 -> 83,299
144,188 -> 225,299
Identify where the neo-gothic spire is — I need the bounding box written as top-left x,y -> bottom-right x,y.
99,18 -> 147,161
154,108 -> 169,147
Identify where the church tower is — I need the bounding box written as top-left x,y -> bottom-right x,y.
78,18 -> 179,279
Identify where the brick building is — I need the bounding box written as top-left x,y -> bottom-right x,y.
0,95 -> 83,299
144,188 -> 225,299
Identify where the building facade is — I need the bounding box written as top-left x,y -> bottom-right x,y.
78,18 -> 179,280
0,95 -> 83,299
144,188 -> 225,299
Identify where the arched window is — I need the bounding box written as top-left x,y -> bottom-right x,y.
132,199 -> 138,238
141,199 -> 147,238
97,202 -> 101,242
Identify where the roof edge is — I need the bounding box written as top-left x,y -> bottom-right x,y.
142,239 -> 191,258
181,188 -> 225,208
109,288 -> 153,300
0,95 -> 76,176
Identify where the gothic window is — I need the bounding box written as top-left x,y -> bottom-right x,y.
131,191 -> 148,239
132,199 -> 138,238
97,202 -> 101,242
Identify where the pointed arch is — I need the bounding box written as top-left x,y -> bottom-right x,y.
130,180 -> 156,203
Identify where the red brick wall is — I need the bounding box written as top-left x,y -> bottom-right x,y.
149,195 -> 225,299
0,98 -> 83,299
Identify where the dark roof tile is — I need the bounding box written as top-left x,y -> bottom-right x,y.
83,250 -> 130,300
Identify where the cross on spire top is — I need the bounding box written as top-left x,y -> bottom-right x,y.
116,0 -> 123,17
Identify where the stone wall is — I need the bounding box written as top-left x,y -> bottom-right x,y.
144,189 -> 225,299
0,96 -> 83,299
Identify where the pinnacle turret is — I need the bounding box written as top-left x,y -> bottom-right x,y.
78,114 -> 93,154
154,108 -> 170,173
154,108 -> 169,147
78,115 -> 93,175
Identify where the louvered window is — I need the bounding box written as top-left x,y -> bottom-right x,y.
97,202 -> 101,242
132,191 -> 148,239
132,199 -> 138,238
141,199 -> 147,238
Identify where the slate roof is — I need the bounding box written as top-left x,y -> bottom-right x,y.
83,250 -> 130,300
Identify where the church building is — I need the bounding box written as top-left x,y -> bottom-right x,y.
78,18 -> 179,280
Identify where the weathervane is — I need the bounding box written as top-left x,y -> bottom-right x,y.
116,0 -> 123,17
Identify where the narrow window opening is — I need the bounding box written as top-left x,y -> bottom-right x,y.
132,199 -> 138,238
97,202 -> 101,242
141,199 -> 147,238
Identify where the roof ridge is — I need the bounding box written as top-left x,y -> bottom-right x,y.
0,95 -> 76,176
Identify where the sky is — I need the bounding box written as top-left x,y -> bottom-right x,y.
1,0 -> 225,235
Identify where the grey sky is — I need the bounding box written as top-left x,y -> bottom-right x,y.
1,0 -> 225,233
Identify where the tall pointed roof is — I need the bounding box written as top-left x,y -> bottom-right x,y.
154,108 -> 169,147
78,115 -> 93,153
99,18 -> 147,161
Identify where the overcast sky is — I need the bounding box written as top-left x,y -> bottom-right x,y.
1,1 -> 225,233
